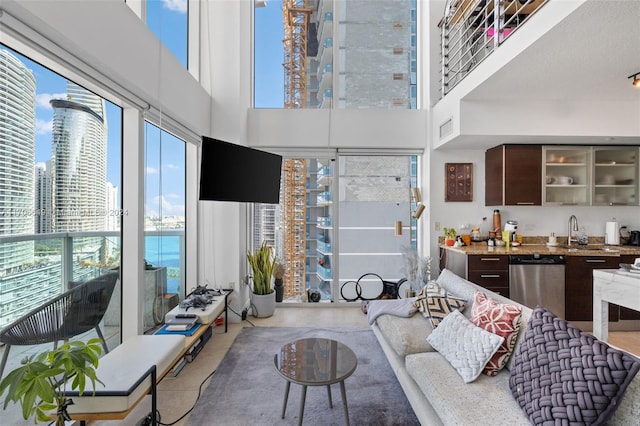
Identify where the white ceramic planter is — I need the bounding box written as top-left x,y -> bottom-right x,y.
251,291 -> 276,318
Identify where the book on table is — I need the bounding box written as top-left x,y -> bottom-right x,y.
165,316 -> 198,331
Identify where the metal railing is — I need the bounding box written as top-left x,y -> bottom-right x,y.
440,0 -> 548,97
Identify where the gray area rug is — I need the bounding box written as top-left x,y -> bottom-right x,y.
186,326 -> 420,426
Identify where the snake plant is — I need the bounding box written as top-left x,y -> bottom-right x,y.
247,241 -> 275,295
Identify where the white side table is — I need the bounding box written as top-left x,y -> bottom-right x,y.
592,269 -> 640,342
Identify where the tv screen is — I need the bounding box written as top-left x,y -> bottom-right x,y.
199,137 -> 283,204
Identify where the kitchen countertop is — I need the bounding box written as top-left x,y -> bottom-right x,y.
441,243 -> 640,257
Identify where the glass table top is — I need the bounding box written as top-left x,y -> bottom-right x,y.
274,338 -> 357,386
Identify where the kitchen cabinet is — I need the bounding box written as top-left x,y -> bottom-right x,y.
467,254 -> 509,297
543,146 -> 591,205
592,147 -> 638,206
485,145 -> 542,206
565,255 -> 619,321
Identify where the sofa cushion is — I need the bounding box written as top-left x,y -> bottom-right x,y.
509,306 -> 640,425
414,281 -> 466,328
375,313 -> 435,357
427,310 -> 504,383
406,352 -> 531,425
470,290 -> 522,376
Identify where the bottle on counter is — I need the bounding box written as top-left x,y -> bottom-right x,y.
493,209 -> 502,233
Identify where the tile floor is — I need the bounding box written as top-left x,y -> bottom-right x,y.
2,306 -> 639,426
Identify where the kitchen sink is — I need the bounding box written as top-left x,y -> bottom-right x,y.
563,245 -> 619,252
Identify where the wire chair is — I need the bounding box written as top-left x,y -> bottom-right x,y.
0,272 -> 119,378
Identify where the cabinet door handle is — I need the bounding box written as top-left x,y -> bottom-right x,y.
480,274 -> 501,278
480,258 -> 500,261
586,259 -> 607,263
516,202 -> 535,205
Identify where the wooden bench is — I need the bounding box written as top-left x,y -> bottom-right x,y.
63,335 -> 185,425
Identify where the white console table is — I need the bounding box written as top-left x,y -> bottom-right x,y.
593,269 -> 640,342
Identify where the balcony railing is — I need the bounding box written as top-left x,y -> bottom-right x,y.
440,0 -> 548,97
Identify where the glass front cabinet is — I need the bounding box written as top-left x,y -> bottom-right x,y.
543,146 -> 639,206
592,147 -> 638,206
543,147 -> 591,205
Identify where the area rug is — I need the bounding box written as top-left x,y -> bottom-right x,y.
186,326 -> 420,426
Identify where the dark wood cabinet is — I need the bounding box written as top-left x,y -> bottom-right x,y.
485,145 -> 542,206
467,255 -> 509,297
565,256 -> 619,321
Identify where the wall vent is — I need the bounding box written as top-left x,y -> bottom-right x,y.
393,73 -> 404,80
439,118 -> 453,140
393,47 -> 404,55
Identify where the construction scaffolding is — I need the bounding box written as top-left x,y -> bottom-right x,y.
282,0 -> 312,109
281,159 -> 308,298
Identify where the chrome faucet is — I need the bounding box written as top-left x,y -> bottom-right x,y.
568,215 -> 579,247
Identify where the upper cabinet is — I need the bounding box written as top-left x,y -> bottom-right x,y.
487,145 -> 639,207
485,145 -> 542,206
543,147 -> 591,205
592,147 -> 638,206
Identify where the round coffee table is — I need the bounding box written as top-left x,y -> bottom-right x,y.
274,337 -> 357,426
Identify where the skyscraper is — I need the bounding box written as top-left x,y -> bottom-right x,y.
50,83 -> 107,232
0,49 -> 36,275
34,161 -> 53,233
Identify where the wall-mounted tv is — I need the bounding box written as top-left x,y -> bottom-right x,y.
199,137 -> 283,204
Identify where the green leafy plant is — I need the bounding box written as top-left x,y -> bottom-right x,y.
0,338 -> 104,426
443,227 -> 457,239
247,241 -> 276,295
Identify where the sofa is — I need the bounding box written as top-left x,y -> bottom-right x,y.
370,268 -> 640,425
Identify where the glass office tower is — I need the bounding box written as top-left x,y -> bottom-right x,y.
0,49 -> 36,275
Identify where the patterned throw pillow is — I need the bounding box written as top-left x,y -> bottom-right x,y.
509,306 -> 640,425
470,291 -> 522,376
413,282 -> 466,328
427,310 -> 504,383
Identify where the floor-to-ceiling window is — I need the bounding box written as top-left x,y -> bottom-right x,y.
252,153 -> 420,303
144,122 -> 186,331
0,44 -> 123,365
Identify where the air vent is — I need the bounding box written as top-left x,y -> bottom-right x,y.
439,118 -> 453,139
393,47 -> 404,55
393,73 -> 404,80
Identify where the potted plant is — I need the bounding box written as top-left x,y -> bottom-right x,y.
444,227 -> 457,246
273,260 -> 285,303
0,338 -> 104,426
247,241 -> 276,317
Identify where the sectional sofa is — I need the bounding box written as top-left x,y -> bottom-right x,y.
369,268 -> 640,425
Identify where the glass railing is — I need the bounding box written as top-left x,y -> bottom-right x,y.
440,0 -> 548,97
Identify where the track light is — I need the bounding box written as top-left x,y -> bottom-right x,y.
629,72 -> 640,88
412,203 -> 426,219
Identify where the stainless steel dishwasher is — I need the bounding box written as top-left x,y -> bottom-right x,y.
509,254 -> 565,317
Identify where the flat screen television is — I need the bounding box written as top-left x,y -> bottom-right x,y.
199,137 -> 283,204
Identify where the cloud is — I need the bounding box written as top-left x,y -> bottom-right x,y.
36,119 -> 52,135
147,195 -> 185,216
146,167 -> 159,175
162,0 -> 187,14
36,93 -> 66,109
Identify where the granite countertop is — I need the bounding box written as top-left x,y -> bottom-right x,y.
441,243 -> 640,257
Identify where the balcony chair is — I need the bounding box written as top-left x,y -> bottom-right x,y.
0,272 -> 119,378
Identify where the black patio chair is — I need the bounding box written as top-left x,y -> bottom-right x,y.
0,272 -> 118,378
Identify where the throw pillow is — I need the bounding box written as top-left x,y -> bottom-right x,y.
509,306 -> 640,425
413,281 -> 466,328
426,310 -> 504,383
470,290 -> 522,376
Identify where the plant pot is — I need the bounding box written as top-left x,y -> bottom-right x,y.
445,238 -> 455,246
251,291 -> 276,318
274,278 -> 284,302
